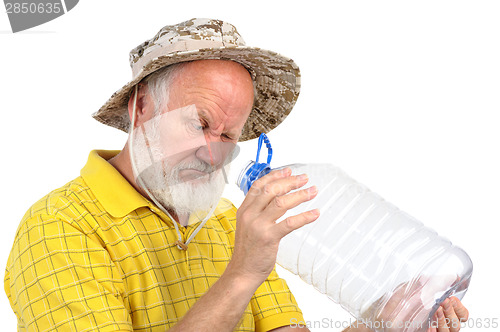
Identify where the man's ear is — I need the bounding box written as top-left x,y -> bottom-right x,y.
127,84 -> 149,128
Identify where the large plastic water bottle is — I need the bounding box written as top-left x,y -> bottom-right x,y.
236,134 -> 472,331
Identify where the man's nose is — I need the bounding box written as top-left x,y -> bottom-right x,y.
195,134 -> 226,167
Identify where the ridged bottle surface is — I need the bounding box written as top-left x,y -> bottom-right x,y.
253,163 -> 472,331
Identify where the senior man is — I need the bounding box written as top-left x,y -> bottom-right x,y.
5,18 -> 468,332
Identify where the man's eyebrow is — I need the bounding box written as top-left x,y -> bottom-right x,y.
196,109 -> 239,138
197,109 -> 210,123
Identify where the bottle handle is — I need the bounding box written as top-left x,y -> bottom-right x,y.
239,133 -> 273,194
256,133 -> 273,165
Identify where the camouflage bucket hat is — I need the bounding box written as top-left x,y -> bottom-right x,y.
92,18 -> 301,142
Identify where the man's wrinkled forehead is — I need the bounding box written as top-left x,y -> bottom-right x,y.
163,61 -> 254,135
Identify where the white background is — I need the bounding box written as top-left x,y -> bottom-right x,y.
1,1 -> 499,330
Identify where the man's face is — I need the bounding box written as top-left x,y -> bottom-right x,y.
130,60 -> 254,220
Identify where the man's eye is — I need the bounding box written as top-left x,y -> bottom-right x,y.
191,122 -> 203,131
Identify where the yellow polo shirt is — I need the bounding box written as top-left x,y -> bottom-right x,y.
4,150 -> 304,332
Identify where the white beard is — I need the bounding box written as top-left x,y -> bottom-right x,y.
129,113 -> 232,223
138,158 -> 228,218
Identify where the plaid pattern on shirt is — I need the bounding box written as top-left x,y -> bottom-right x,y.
4,150 -> 304,332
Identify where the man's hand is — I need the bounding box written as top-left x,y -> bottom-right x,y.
428,296 -> 469,332
364,275 -> 469,332
228,167 -> 319,286
170,168 -> 318,332
344,296 -> 469,332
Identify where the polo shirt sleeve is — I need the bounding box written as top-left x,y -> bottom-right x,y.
4,208 -> 132,331
250,266 -> 305,332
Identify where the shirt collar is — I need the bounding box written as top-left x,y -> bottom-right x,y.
80,150 -> 150,218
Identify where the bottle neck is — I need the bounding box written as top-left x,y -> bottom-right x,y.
236,160 -> 271,195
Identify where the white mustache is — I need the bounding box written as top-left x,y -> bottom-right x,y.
173,161 -> 214,174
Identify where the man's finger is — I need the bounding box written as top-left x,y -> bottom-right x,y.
263,185 -> 318,221
450,297 -> 469,322
276,209 -> 320,238
259,174 -> 310,198
246,170 -> 308,209
428,312 -> 439,332
441,298 -> 460,332
244,168 -> 291,202
436,307 -> 450,332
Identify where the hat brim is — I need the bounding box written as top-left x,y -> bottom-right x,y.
92,46 -> 300,142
